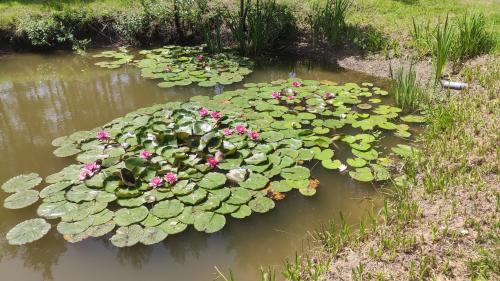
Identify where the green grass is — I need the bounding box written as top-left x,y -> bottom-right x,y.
346,0 -> 500,53
0,0 -> 137,27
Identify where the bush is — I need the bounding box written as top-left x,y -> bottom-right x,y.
17,16 -> 59,47
17,8 -> 92,50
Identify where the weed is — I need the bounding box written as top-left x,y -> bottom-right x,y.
453,12 -> 494,62
308,0 -> 351,46
225,0 -> 296,56
389,62 -> 425,113
410,18 -> 432,58
433,14 -> 455,81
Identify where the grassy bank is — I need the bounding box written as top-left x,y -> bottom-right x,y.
1,0 -> 498,58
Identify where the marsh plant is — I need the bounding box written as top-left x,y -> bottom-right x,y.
410,12 -> 493,80
433,15 -> 454,81
225,0 -> 296,55
308,0 -> 351,46
410,18 -> 433,58
389,63 -> 425,113
453,12 -> 494,62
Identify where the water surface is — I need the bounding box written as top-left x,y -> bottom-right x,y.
0,51 -> 389,281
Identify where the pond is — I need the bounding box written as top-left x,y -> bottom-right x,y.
0,51 -> 391,281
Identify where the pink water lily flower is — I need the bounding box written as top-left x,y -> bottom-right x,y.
324,92 -> 335,99
84,162 -> 100,173
79,162 -> 100,181
249,130 -> 259,140
223,128 -> 233,136
287,95 -> 294,100
199,107 -> 209,117
164,172 -> 178,185
96,130 -> 109,141
139,150 -> 152,160
207,157 -> 219,168
211,111 -> 221,120
235,124 -> 247,135
271,92 -> 281,99
149,176 -> 163,188
196,55 -> 204,62
79,169 -> 91,181
291,81 -> 301,87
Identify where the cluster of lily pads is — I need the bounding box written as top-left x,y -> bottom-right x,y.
93,45 -> 253,88
2,78 -> 423,247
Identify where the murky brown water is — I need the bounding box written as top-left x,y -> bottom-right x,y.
0,51 -> 390,281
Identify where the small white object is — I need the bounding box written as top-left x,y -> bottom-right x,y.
339,164 -> 347,172
440,80 -> 468,90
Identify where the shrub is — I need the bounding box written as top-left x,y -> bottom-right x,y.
17,16 -> 59,47
17,8 -> 92,50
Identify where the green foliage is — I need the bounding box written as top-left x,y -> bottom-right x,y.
410,12 -> 494,78
434,14 -> 454,81
453,12 -> 494,62
225,0 -> 297,55
346,24 -> 397,56
389,63 -> 425,113
308,0 -> 351,46
410,18 -> 433,58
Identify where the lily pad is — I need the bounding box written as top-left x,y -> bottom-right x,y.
193,212 -> 226,233
141,227 -> 168,245
6,218 -> 51,245
114,206 -> 149,226
198,172 -> 226,190
2,173 -> 42,193
349,167 -> 374,182
110,225 -> 144,247
239,173 -> 269,190
151,200 -> 184,219
281,166 -> 310,180
248,197 -> 275,213
3,190 -> 39,209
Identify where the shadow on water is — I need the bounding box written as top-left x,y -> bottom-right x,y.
0,50 -> 390,281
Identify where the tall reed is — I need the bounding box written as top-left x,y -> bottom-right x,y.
308,0 -> 351,46
453,12 -> 493,62
389,63 -> 425,113
433,15 -> 455,81
225,0 -> 296,56
410,18 -> 432,58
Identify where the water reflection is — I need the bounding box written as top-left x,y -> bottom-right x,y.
0,51 -> 388,281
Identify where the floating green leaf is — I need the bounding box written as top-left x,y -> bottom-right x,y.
194,212 -> 226,233
6,218 -> 51,245
248,197 -> 275,213
2,173 -> 42,193
3,190 -> 39,209
110,225 -> 144,247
